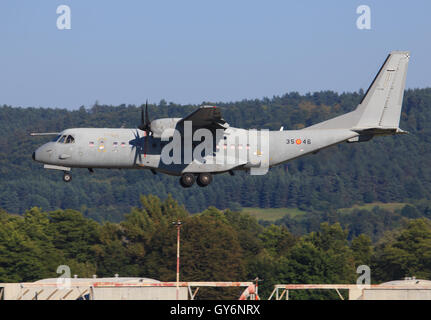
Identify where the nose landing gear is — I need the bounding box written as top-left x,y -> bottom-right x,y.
63,172 -> 72,182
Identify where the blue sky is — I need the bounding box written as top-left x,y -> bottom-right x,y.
0,0 -> 430,109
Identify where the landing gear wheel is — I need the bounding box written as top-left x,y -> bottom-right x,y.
197,173 -> 212,187
180,173 -> 195,188
63,172 -> 72,183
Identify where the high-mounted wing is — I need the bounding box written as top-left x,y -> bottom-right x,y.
178,106 -> 227,130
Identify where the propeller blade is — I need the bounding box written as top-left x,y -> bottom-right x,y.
145,100 -> 150,127
131,130 -> 142,165
138,100 -> 151,132
137,100 -> 151,158
144,131 -> 147,158
138,105 -> 145,130
142,104 -> 145,126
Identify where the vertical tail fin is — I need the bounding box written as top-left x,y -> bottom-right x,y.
305,51 -> 410,131
355,51 -> 410,129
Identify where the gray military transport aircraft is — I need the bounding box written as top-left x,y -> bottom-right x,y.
32,51 -> 410,188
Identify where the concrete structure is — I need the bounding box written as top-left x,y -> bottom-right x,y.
362,278 -> 431,300
0,277 -> 253,300
269,278 -> 431,300
0,277 -> 187,300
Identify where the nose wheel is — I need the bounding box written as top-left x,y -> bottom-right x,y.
63,172 -> 72,183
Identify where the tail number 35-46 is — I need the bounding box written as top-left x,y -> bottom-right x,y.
286,138 -> 312,145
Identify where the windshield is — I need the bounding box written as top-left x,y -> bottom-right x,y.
56,134 -> 75,144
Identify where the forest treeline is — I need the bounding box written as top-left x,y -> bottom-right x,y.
270,200 -> 431,241
1,195 -> 431,299
0,88 -> 430,221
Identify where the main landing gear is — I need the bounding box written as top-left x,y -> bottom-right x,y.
197,173 -> 212,187
180,173 -> 195,188
180,173 -> 213,188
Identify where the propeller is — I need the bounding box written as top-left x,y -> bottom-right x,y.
138,100 -> 151,130
131,130 -> 144,165
138,100 -> 151,158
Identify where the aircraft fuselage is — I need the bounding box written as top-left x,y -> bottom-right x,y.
33,126 -> 359,176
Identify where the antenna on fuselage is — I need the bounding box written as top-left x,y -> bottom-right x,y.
30,132 -> 60,136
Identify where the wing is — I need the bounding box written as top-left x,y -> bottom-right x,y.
178,106 -> 227,130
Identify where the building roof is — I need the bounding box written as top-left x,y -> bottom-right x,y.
34,277 -> 160,284
380,278 -> 431,287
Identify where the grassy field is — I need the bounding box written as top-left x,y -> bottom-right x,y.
337,202 -> 407,214
241,202 -> 408,222
241,207 -> 307,222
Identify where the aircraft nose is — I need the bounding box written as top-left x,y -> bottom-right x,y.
32,146 -> 44,162
33,143 -> 54,163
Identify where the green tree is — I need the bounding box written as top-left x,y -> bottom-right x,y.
351,234 -> 373,266
373,219 -> 431,281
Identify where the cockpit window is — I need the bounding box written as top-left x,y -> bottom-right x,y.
57,135 -> 74,144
